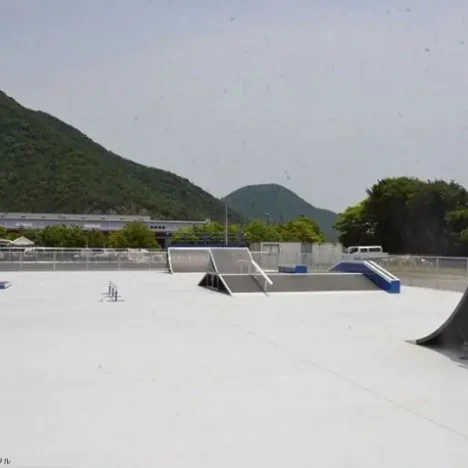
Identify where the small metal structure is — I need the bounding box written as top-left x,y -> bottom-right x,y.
102,281 -> 124,302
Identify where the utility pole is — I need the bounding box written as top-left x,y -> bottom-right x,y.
224,198 -> 228,246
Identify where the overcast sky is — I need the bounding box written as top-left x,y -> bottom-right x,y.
1,0 -> 468,212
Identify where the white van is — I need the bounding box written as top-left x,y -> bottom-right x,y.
344,245 -> 387,258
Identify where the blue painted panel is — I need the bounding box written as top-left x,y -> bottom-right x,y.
279,264 -> 308,274
329,261 -> 400,294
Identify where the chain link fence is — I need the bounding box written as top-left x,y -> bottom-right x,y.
250,252 -> 468,292
1,248 -> 468,292
374,255 -> 468,292
0,249 -> 168,271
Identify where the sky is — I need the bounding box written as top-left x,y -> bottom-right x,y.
1,0 -> 468,212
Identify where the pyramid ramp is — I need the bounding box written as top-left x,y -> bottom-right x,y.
209,247 -> 256,274
409,284 -> 468,347
198,272 -> 231,294
167,247 -> 215,273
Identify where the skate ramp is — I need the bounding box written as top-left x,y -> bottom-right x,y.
329,260 -> 400,293
209,247 -> 256,274
410,285 -> 468,347
267,273 -> 379,293
198,272 -> 231,294
217,274 -> 265,294
168,248 -> 214,273
199,271 -> 379,295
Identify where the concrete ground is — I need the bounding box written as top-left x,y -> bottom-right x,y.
1,271 -> 468,468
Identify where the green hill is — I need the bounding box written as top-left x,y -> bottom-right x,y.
225,184 -> 338,240
0,90 -> 243,223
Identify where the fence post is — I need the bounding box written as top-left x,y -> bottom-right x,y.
53,251 -> 56,271
19,251 -> 23,271
436,257 -> 440,289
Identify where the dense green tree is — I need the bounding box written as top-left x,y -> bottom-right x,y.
39,225 -> 87,248
281,216 -> 326,243
334,201 -> 375,247
364,177 -> 426,253
85,230 -> 107,248
244,220 -> 283,243
335,177 -> 468,255
108,222 -> 160,248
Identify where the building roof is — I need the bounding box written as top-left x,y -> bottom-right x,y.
0,212 -> 209,223
11,236 -> 34,246
1,271 -> 468,466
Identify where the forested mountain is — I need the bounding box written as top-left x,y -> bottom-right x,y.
0,90 -> 243,223
225,184 -> 338,240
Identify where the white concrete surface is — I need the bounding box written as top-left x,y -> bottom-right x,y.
1,271 -> 468,468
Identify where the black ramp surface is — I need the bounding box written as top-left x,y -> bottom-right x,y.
198,273 -> 230,294
267,273 -> 379,292
168,248 -> 214,273
221,274 -> 265,293
210,248 -> 255,274
412,285 -> 468,347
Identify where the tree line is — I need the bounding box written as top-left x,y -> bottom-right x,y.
0,216 -> 326,248
170,216 -> 326,244
0,222 -> 160,249
335,177 -> 468,256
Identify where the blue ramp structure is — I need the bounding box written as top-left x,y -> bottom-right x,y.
278,264 -> 308,274
0,281 -> 12,290
329,260 -> 400,294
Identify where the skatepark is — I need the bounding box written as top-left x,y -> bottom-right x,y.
1,247 -> 468,467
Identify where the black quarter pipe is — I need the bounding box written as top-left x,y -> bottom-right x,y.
410,285 -> 468,347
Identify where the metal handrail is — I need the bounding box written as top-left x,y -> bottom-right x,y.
250,259 -> 273,294
365,260 -> 399,281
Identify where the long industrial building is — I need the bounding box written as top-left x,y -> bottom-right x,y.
0,212 -> 210,246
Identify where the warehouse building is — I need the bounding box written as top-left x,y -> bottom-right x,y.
0,212 -> 210,247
